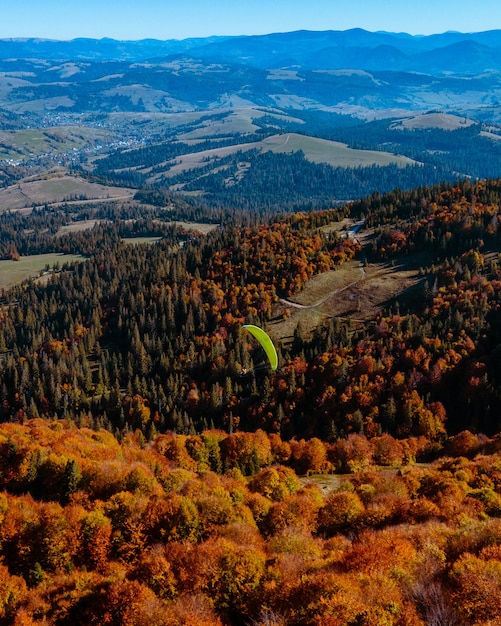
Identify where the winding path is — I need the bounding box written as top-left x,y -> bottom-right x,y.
280,266 -> 366,309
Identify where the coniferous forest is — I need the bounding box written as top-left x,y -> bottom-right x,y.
3,177 -> 501,623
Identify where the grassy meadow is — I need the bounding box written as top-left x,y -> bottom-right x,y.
0,253 -> 86,290
0,126 -> 116,160
0,175 -> 134,211
151,132 -> 418,182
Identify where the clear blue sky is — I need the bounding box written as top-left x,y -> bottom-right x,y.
2,0 -> 500,41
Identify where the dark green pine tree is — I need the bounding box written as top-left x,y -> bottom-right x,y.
61,459 -> 80,505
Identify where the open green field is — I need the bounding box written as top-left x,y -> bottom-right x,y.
121,222 -> 218,246
0,175 -> 134,211
170,221 -> 219,234
265,133 -> 417,167
56,220 -> 107,236
177,108 -> 303,139
390,112 -> 477,131
154,132 -> 418,181
0,253 -> 86,290
105,108 -> 300,141
121,237 -> 163,245
0,126 -> 116,160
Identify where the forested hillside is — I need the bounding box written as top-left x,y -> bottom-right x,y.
85,117 -> 501,211
3,178 -> 501,442
4,26 -> 501,624
3,177 -> 501,623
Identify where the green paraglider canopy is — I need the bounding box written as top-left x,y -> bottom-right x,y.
242,324 -> 279,371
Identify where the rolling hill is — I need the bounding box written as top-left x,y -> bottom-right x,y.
2,28 -> 501,212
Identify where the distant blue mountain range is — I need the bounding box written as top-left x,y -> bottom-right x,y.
1,29 -> 501,74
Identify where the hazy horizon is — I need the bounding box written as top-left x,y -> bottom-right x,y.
2,0 -> 500,41
1,27 -> 496,44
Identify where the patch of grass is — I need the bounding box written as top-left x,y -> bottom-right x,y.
266,133 -> 416,167
170,221 -> 219,234
149,132 -> 418,181
0,175 -> 134,211
56,220 -> 105,236
0,126 -> 115,159
271,244 -> 429,344
0,253 -> 86,290
299,474 -> 347,493
121,237 -> 163,245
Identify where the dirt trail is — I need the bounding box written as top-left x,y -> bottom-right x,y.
270,220 -> 427,343
280,267 -> 366,309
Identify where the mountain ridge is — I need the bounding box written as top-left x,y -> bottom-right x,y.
1,28 -> 501,74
